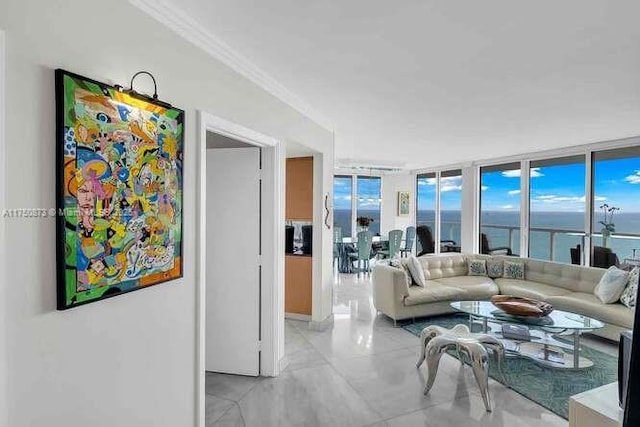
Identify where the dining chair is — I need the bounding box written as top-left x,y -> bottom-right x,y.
480,233 -> 513,256
348,231 -> 373,276
333,227 -> 342,267
417,225 -> 457,256
400,226 -> 416,257
379,229 -> 403,259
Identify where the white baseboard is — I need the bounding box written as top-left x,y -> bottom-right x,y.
285,312 -> 312,322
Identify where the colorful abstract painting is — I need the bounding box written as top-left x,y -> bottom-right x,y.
55,69 -> 184,309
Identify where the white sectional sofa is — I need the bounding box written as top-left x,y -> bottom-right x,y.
372,254 -> 634,341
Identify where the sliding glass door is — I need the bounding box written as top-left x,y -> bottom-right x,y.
591,147 -> 640,267
440,169 -> 462,246
333,174 -> 382,238
528,156 -> 585,263
356,176 -> 382,235
479,163 -> 521,255
416,172 -> 436,254
333,175 -> 353,238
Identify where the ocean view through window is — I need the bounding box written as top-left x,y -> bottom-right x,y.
333,175 -> 381,237
591,147 -> 640,266
333,175 -> 353,237
529,155 -> 585,263
480,162 -> 521,255
416,172 -> 436,254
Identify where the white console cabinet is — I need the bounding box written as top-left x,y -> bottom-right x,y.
569,382 -> 622,427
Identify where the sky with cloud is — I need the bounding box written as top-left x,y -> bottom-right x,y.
333,176 -> 381,210
334,156 -> 640,214
416,157 -> 640,213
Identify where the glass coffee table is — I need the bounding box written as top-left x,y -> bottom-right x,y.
450,301 -> 605,370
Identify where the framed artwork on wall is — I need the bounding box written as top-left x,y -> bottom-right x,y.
398,191 -> 410,216
55,69 -> 184,310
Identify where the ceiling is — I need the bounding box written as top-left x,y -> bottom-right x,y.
176,0 -> 640,169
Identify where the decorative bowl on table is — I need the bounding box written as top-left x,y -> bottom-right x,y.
490,295 -> 553,318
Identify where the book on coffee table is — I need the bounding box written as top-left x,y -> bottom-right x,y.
501,324 -> 532,341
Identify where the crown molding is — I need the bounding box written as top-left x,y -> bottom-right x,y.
129,0 -> 334,132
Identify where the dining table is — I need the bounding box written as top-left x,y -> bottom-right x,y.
335,236 -> 391,274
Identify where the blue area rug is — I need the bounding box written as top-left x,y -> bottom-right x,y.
402,314 -> 618,419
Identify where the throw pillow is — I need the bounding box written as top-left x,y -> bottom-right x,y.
389,258 -> 413,288
503,260 -> 525,280
486,258 -> 503,278
406,255 -> 427,287
468,259 -> 487,276
594,266 -> 629,304
620,267 -> 639,308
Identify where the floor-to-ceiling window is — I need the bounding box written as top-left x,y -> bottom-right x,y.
333,175 -> 353,238
440,169 -> 462,246
416,172 -> 436,254
528,156 -> 585,263
479,163 -> 521,254
333,174 -> 382,238
591,147 -> 640,267
356,176 -> 382,235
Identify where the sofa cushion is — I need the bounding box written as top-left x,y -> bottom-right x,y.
594,266 -> 629,304
404,282 -> 466,306
547,293 -> 634,328
434,276 -> 499,300
519,257 -> 605,293
495,278 -> 572,301
419,254 -> 467,280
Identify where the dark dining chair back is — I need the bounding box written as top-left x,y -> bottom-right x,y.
416,225 -> 435,256
480,233 -> 513,256
570,244 -> 581,265
592,246 -> 619,268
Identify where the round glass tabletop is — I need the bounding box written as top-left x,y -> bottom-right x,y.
450,301 -> 605,330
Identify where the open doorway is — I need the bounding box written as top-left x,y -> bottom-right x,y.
196,112 -> 284,426
205,133 -> 261,375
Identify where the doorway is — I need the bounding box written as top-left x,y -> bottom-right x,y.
205,134 -> 261,375
196,112 -> 284,426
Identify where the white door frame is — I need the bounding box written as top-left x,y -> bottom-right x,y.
196,111 -> 284,427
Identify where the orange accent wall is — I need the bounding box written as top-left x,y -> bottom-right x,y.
285,157 -> 313,220
285,156 -> 313,315
285,255 -> 312,315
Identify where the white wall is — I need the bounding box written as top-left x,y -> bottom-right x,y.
0,27 -> 7,427
0,1 -> 333,426
380,173 -> 416,235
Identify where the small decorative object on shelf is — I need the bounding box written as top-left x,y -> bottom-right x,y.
599,203 -> 620,248
356,216 -> 374,231
490,295 -> 554,318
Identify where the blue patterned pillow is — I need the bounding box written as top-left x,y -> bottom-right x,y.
486,259 -> 503,278
468,259 -> 487,276
503,260 -> 525,280
620,267 -> 639,308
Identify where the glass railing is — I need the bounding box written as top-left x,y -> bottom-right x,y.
483,224 -> 640,265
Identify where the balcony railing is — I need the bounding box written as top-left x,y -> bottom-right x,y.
482,223 -> 640,264
417,220 -> 640,264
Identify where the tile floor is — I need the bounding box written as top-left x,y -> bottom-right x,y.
205,273 -> 617,426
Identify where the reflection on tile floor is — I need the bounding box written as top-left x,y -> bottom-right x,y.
206,273 -> 616,426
